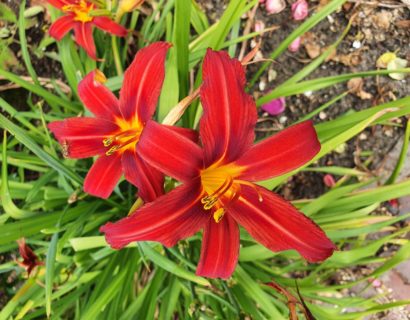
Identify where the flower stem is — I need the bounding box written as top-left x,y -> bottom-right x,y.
112,36 -> 123,75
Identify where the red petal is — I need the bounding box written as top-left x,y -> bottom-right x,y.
100,180 -> 208,248
196,215 -> 239,279
46,0 -> 69,9
74,22 -> 97,60
200,49 -> 257,166
48,118 -> 118,158
122,150 -> 164,203
138,120 -> 203,183
235,121 -> 320,181
78,70 -> 122,120
164,125 -> 199,143
229,184 -> 336,262
119,42 -> 171,121
49,15 -> 74,40
84,154 -> 123,198
93,17 -> 128,37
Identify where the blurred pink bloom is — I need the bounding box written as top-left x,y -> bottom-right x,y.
323,174 -> 336,187
265,0 -> 286,14
254,20 -> 265,33
292,0 -> 309,21
261,97 -> 286,115
288,37 -> 301,52
371,279 -> 382,288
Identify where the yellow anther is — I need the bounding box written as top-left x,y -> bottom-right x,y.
201,196 -> 218,210
213,208 -> 225,223
106,145 -> 120,156
103,137 -> 113,147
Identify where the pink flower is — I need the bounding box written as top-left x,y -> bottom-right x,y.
292,0 -> 309,21
261,97 -> 286,115
265,0 -> 286,14
288,37 -> 301,52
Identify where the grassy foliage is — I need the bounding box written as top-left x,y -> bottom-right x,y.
0,0 -> 409,319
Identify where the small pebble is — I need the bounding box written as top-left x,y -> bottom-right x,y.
335,143 -> 347,154
359,133 -> 367,140
279,116 -> 288,123
304,90 -> 313,97
319,111 -> 327,120
259,80 -> 266,91
327,15 -> 334,24
268,69 -> 277,82
352,40 -> 361,49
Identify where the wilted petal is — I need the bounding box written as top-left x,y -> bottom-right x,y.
261,97 -> 286,116
17,238 -> 43,276
291,0 -> 308,21
265,0 -> 286,14
323,174 -> 336,187
288,36 -> 301,52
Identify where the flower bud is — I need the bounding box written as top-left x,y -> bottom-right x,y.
288,36 -> 301,52
118,0 -> 144,13
291,0 -> 308,21
323,174 -> 336,187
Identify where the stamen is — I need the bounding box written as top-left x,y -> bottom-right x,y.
235,180 -> 263,202
103,138 -> 113,147
201,177 -> 233,210
106,145 -> 120,156
103,128 -> 142,156
213,208 -> 225,223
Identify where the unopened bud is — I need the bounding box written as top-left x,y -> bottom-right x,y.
119,0 -> 144,13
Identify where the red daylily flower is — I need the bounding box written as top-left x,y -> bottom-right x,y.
101,49 -> 336,279
47,0 -> 127,59
17,238 -> 43,276
49,42 -> 195,201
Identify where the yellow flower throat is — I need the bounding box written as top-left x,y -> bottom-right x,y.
103,118 -> 143,156
63,0 -> 94,23
200,164 -> 262,223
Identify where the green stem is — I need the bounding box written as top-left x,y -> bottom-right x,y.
112,36 -> 123,75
